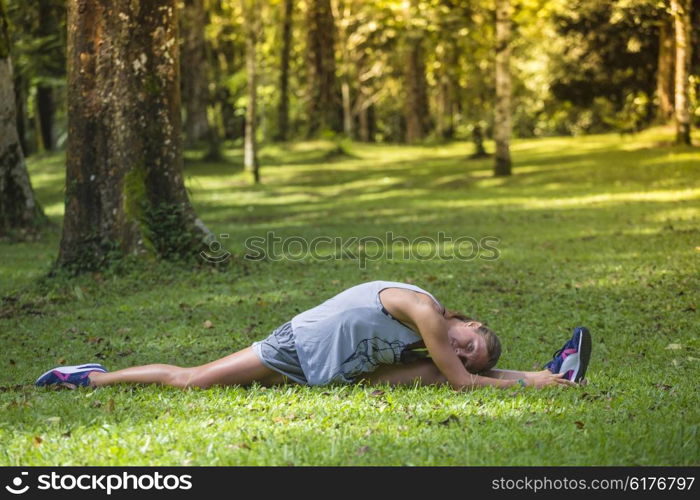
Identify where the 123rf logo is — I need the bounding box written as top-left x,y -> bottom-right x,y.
5,471 -> 193,495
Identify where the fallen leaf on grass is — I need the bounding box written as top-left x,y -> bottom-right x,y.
574,421 -> 585,430
356,445 -> 371,456
33,436 -> 43,447
226,443 -> 251,450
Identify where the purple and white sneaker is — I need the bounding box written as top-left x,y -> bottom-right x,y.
544,327 -> 592,383
35,363 -> 107,387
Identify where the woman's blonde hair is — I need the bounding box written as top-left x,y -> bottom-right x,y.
444,309 -> 501,372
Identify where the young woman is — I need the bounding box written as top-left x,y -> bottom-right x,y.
35,281 -> 590,390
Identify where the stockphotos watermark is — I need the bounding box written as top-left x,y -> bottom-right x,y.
4,470 -> 192,495
200,231 -> 501,268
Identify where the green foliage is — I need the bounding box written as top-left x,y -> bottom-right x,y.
53,233 -> 124,276
142,202 -> 201,263
546,0 -> 662,134
1,129 -> 699,464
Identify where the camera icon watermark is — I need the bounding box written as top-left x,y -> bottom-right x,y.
200,233 -> 232,263
5,472 -> 29,495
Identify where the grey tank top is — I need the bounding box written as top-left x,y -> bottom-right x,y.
291,280 -> 444,385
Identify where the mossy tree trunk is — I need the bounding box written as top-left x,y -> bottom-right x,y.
0,1 -> 47,238
58,0 -> 210,272
493,0 -> 512,176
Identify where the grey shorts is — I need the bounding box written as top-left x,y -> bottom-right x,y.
252,321 -> 308,385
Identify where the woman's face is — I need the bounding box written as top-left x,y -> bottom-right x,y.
447,321 -> 489,373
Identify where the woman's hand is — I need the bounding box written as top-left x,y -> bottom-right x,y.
524,370 -> 577,388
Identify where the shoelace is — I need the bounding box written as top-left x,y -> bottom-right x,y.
548,342 -> 573,362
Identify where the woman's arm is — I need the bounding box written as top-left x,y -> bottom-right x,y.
403,299 -> 521,391
481,368 -> 545,380
382,289 -> 574,389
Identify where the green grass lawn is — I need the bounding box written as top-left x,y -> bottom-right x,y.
1,127 -> 699,465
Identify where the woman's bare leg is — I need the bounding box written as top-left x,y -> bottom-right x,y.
88,347 -> 288,389
359,359 -> 447,386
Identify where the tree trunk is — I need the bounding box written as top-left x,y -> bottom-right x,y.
335,0 -> 353,138
358,94 -> 370,142
671,0 -> 692,145
0,4 -> 47,237
305,0 -> 342,137
275,0 -> 293,141
470,124 -> 489,158
494,0 -> 512,176
436,39 -> 458,140
181,0 -> 211,146
58,0 -> 210,272
656,18 -> 675,122
36,0 -> 57,151
403,1 -> 431,143
242,0 -> 260,184
36,86 -> 54,151
13,73 -> 30,156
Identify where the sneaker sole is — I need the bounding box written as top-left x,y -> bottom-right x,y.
572,327 -> 591,383
35,364 -> 106,385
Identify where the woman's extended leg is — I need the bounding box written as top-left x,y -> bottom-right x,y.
88,347 -> 288,389
358,359 -> 447,386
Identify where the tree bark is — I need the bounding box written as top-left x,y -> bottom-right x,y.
58,0 -> 210,272
13,73 -> 30,156
0,3 -> 47,237
335,0 -> 353,138
671,0 -> 692,145
242,0 -> 260,184
403,1 -> 431,143
275,0 -> 293,141
494,0 -> 512,176
36,0 -> 57,151
305,0 -> 342,136
36,86 -> 54,151
358,95 -> 371,142
181,0 -> 211,146
656,18 -> 675,122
